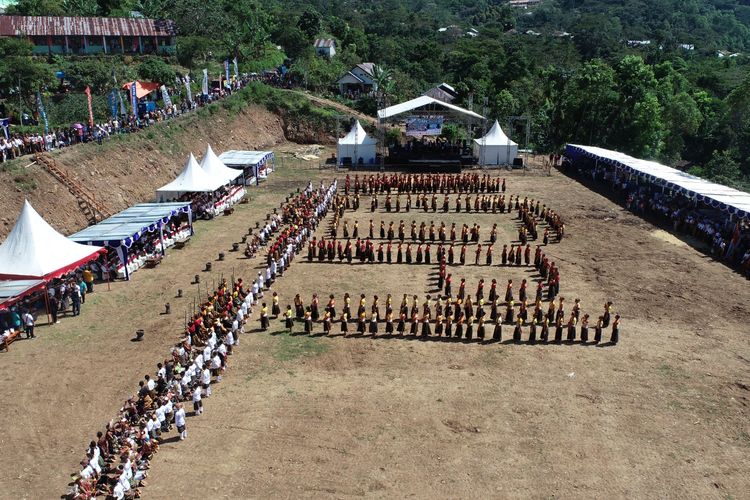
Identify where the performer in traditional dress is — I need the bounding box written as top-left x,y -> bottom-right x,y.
610,315 -> 621,344
284,305 -> 294,333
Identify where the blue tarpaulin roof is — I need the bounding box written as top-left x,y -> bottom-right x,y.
566,144 -> 750,219
68,202 -> 191,249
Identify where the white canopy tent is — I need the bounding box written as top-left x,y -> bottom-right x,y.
0,200 -> 104,280
473,120 -> 518,166
337,120 -> 378,165
566,144 -> 750,219
156,153 -> 226,202
200,145 -> 243,185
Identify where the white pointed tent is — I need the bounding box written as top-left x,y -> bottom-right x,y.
156,153 -> 226,202
337,120 -> 378,165
200,145 -> 243,185
473,120 -> 518,166
0,200 -> 104,280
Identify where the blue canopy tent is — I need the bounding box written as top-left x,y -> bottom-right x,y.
68,202 -> 192,280
565,144 -> 750,219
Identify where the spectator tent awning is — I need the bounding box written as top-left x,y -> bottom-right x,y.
69,202 -> 192,281
218,150 -> 275,185
156,153 -> 226,202
0,279 -> 46,310
68,202 -> 192,249
0,201 -> 105,281
200,145 -> 243,185
377,95 -> 485,122
566,144 -> 750,218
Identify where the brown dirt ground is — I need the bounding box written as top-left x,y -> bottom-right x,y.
1,164 -> 749,499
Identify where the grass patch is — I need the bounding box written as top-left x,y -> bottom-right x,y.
271,330 -> 329,362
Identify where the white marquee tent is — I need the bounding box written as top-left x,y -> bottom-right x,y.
337,120 -> 378,165
200,145 -> 243,185
473,120 -> 518,166
0,200 -> 104,280
156,153 -> 225,202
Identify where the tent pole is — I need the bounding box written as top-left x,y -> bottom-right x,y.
159,223 -> 166,256
43,286 -> 52,325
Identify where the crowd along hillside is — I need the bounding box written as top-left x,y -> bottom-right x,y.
0,85 -> 341,238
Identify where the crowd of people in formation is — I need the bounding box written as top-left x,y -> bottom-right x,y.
65,178 -> 339,499
66,277 -> 253,500
279,290 -> 620,345
565,159 -> 750,276
244,212 -> 284,258
343,172 -> 504,195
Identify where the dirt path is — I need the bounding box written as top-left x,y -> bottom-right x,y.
288,89 -> 378,125
1,167 -> 749,499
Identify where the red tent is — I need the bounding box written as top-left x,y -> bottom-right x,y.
122,81 -> 160,99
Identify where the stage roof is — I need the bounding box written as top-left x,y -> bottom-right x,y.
377,95 -> 485,122
566,144 -> 750,218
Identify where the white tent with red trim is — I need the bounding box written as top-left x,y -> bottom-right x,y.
0,200 -> 105,280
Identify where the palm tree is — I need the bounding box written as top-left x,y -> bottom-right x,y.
373,65 -> 395,108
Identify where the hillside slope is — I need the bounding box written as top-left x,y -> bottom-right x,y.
0,91 -> 345,239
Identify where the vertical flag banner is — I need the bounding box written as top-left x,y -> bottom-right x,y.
84,86 -> 94,128
224,60 -> 230,88
118,91 -> 126,116
201,69 -> 208,96
184,75 -> 193,104
233,57 -> 239,79
130,82 -> 138,116
36,92 -> 49,134
108,90 -> 117,119
160,85 -> 172,108
0,118 -> 10,139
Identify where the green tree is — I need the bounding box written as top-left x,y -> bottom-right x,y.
6,0 -> 65,15
137,58 -> 177,84
704,149 -> 741,184
298,8 -> 322,39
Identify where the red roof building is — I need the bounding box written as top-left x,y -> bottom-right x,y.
0,15 -> 177,55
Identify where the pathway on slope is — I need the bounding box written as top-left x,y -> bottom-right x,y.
286,90 -> 378,125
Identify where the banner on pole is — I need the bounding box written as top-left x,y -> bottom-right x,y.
84,86 -> 94,128
0,118 -> 9,139
184,75 -> 193,104
224,60 -> 230,88
118,91 -> 126,116
233,57 -> 239,79
108,90 -> 117,119
201,69 -> 208,96
160,85 -> 172,108
35,92 -> 49,134
130,82 -> 138,116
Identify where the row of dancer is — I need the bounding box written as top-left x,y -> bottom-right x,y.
280,293 -> 620,345
344,172 -> 504,195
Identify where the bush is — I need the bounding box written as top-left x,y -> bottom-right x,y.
137,58 -> 178,85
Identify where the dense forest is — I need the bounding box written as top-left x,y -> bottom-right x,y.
4,0 -> 750,187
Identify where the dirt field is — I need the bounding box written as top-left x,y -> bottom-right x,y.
1,164 -> 749,499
